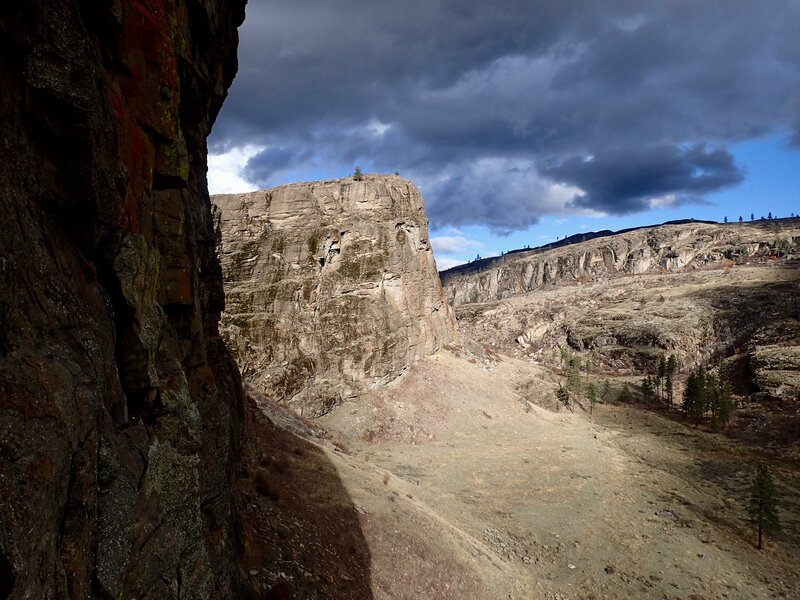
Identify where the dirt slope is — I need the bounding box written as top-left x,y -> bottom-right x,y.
244,348 -> 799,599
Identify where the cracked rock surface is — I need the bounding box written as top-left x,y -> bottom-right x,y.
214,175 -> 456,417
0,1 -> 246,597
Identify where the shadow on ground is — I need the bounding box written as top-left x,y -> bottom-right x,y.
237,387 -> 373,599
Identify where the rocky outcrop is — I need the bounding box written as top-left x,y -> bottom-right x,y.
454,257 -> 800,393
214,175 -> 456,417
745,316 -> 800,401
447,221 -> 800,397
441,220 -> 800,306
0,1 -> 245,597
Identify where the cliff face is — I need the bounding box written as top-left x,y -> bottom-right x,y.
0,1 -> 245,597
449,220 -> 800,401
214,175 -> 456,417
441,221 -> 800,306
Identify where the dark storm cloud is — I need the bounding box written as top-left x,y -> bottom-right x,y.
242,146 -> 312,183
211,0 -> 800,231
542,144 -> 744,214
791,96 -> 800,147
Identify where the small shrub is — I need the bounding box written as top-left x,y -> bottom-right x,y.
618,383 -> 633,403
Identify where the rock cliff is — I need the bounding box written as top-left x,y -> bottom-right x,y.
0,1 -> 246,597
449,220 -> 800,402
214,175 -> 456,417
441,220 -> 800,306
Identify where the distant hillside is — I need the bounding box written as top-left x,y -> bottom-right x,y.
440,218 -> 800,306
442,219 -> 721,278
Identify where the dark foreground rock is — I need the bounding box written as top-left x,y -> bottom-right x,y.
0,0 -> 246,597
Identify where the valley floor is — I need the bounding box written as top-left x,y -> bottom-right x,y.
243,350 -> 799,599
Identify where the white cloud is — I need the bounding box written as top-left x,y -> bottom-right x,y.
435,257 -> 467,270
430,235 -> 484,255
441,226 -> 464,236
648,193 -> 679,208
366,119 -> 393,137
208,144 -> 264,194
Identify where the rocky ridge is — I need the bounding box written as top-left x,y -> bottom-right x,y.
457,263 -> 799,391
441,219 -> 800,306
448,219 -> 800,404
214,175 -> 455,417
0,1 -> 246,597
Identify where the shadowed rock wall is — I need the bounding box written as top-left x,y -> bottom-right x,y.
0,0 -> 246,597
214,175 -> 456,417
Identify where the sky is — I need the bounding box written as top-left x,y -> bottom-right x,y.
208,0 -> 800,271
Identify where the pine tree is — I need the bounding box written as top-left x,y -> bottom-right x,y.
566,355 -> 582,398
353,166 -> 364,181
747,465 -> 780,549
665,355 -> 678,405
717,380 -> 734,426
657,355 -> 667,403
682,367 -> 706,424
706,373 -> 721,429
714,372 -> 734,426
556,384 -> 571,412
640,376 -> 656,405
587,383 -> 597,415
560,347 -> 570,369
601,379 -> 612,403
